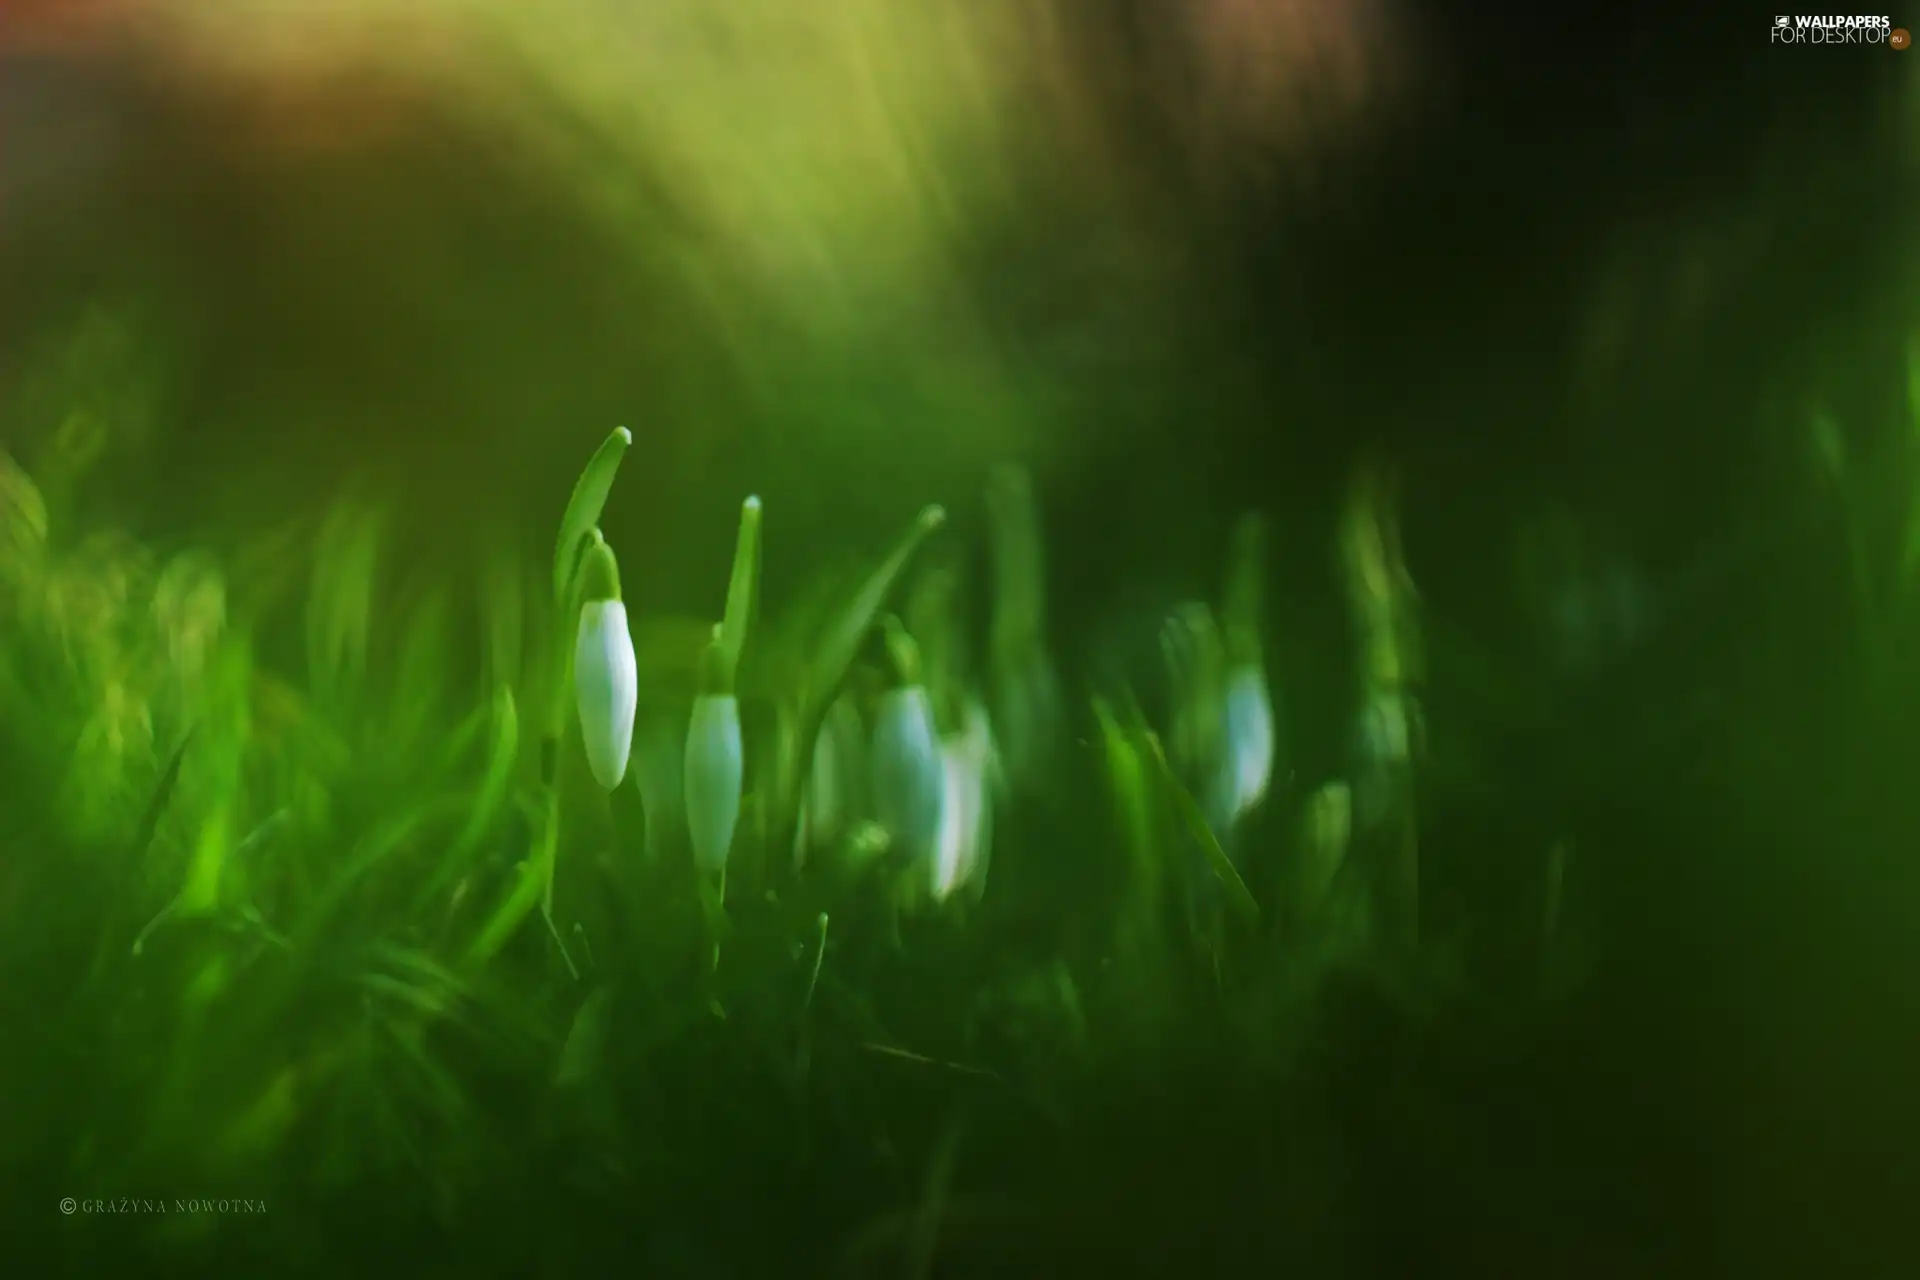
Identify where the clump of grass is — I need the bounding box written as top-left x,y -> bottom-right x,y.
0,405 -> 1641,1275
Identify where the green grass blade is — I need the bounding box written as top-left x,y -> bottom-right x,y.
465,791 -> 558,970
178,807 -> 232,918
390,589 -> 453,745
1093,697 -> 1155,876
1144,731 -> 1259,924
306,501 -> 384,715
130,728 -> 194,862
803,504 -> 945,726
294,808 -> 435,948
412,685 -> 522,922
719,495 -> 762,675
554,988 -> 612,1088
458,684 -> 519,857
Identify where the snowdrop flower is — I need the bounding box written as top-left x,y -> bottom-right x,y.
682,493 -> 761,874
684,634 -> 743,873
1207,660 -> 1275,830
1208,512 -> 1277,834
932,696 -> 997,902
573,534 -> 637,791
870,617 -> 943,865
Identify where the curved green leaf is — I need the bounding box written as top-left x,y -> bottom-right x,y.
552,427 -> 632,610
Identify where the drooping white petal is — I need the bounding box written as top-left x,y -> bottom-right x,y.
1219,662 -> 1275,823
870,685 -> 942,863
684,693 -> 743,872
932,702 -> 996,902
932,749 -> 976,900
574,599 -> 638,790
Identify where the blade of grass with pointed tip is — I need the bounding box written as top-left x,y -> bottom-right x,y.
1144,731 -> 1259,924
131,729 -> 194,863
555,988 -> 612,1088
553,428 -> 632,610
802,505 -> 945,730
465,791 -> 558,970
719,495 -> 762,675
1093,696 -> 1155,875
1095,693 -> 1172,980
178,803 -> 233,917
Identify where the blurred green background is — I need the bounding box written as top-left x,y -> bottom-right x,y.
1,1 -> 1915,1275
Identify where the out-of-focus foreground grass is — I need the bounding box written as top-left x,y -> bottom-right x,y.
0,392 -> 1444,1273
3,336 -> 1917,1276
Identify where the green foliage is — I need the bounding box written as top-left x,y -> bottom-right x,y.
0,396 -> 1733,1274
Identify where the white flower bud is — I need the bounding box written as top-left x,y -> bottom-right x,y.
870,685 -> 942,864
1216,662 -> 1275,824
574,598 -> 638,790
684,692 -> 743,872
932,699 -> 996,901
